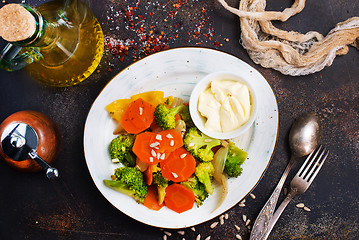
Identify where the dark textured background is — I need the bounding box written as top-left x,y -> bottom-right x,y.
0,0 -> 358,239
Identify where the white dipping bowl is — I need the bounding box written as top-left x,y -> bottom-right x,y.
189,71 -> 258,139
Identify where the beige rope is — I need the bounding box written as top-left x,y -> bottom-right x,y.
217,0 -> 359,76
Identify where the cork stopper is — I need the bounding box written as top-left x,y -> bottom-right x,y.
0,4 -> 37,42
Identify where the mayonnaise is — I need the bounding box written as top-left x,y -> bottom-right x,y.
197,79 -> 252,132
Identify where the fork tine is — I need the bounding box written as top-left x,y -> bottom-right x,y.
303,145 -> 325,180
306,149 -> 329,184
297,145 -> 322,178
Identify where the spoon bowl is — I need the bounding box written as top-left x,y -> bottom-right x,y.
289,112 -> 322,157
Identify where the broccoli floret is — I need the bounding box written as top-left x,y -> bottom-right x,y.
195,162 -> 215,194
184,127 -> 221,162
181,176 -> 209,206
154,102 -> 186,130
103,167 -> 148,203
109,135 -> 136,167
152,171 -> 169,205
179,104 -> 191,122
223,142 -> 248,178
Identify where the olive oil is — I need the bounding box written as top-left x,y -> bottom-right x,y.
26,0 -> 104,87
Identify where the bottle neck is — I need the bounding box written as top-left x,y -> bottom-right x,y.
11,4 -> 57,48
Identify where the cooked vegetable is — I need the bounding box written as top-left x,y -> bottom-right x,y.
181,176 -> 209,206
150,129 -> 183,154
121,98 -> 154,134
179,104 -> 191,122
183,127 -> 221,162
224,142 -> 248,177
213,146 -> 229,211
133,129 -> 183,165
109,135 -> 136,167
106,91 -> 172,122
164,183 -> 195,213
103,167 -> 148,203
132,132 -> 159,164
144,185 -> 164,210
154,101 -> 186,130
152,169 -> 169,205
143,164 -> 154,185
195,162 -> 215,194
160,147 -> 196,182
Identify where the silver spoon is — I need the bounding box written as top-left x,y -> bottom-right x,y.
250,112 -> 322,240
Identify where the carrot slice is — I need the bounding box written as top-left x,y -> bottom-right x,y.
164,183 -> 195,213
133,132 -> 161,164
144,185 -> 165,210
144,164 -> 153,185
150,129 -> 183,154
160,147 -> 196,182
121,98 -> 154,134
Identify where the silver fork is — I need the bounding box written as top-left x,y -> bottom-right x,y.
261,145 -> 329,240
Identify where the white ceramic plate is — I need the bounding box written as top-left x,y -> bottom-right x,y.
84,47 -> 278,229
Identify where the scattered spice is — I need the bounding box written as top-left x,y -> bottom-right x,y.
105,0 -> 226,62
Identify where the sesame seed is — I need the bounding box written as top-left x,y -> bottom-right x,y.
151,149 -> 157,157
303,206 -> 311,212
210,222 -> 218,229
219,215 -> 225,225
172,172 -> 178,178
238,203 -> 245,207
224,213 -> 229,219
245,219 -> 251,226
242,215 -> 247,222
191,227 -> 196,231
156,134 -> 162,140
157,153 -> 161,159
205,236 -> 211,240
139,107 -> 143,115
111,159 -> 120,163
150,142 -> 160,148
196,234 -> 201,240
188,143 -> 195,147
149,157 -> 154,162
204,139 -> 212,143
240,199 -> 246,204
166,134 -> 173,138
163,235 -> 167,240
164,231 -> 171,236
235,234 -> 242,240
170,140 -> 175,146
296,203 -> 305,208
250,193 -> 256,199
180,153 -> 187,159
177,231 -> 185,235
234,224 -> 240,231
160,153 -> 166,160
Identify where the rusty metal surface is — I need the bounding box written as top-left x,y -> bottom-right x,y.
0,0 -> 358,239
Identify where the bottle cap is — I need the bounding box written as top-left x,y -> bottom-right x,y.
0,4 -> 36,42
